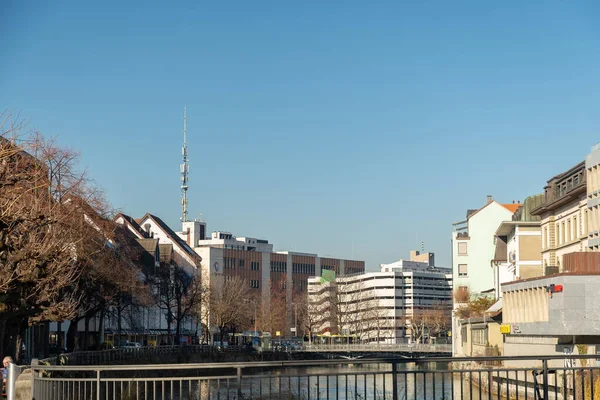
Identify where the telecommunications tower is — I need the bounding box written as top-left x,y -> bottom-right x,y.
180,106 -> 189,224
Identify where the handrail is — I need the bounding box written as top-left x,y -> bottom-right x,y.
29,354 -> 600,372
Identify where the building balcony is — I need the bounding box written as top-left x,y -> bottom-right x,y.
455,232 -> 470,240
532,171 -> 586,215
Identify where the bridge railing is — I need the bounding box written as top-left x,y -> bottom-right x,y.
302,343 -> 452,353
24,354 -> 600,400
39,344 -> 250,366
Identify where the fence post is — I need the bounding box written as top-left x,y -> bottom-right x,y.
30,358 -> 38,399
6,362 -> 20,400
237,366 -> 243,397
392,362 -> 398,400
542,359 -> 549,400
96,369 -> 101,400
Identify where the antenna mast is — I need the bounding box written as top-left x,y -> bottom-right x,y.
180,106 -> 189,224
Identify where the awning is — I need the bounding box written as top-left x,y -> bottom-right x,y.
486,298 -> 503,314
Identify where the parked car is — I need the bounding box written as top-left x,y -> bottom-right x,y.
120,341 -> 142,349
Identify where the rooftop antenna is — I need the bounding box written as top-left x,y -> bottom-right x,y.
180,106 -> 189,225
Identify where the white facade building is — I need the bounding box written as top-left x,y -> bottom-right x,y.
308,259 -> 452,344
452,197 -> 519,296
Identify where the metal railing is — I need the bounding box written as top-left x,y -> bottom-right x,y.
24,354 -> 600,399
39,344 -> 250,366
302,343 -> 452,353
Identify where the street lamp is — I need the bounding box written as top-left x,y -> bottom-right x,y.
244,299 -> 257,337
292,303 -> 298,339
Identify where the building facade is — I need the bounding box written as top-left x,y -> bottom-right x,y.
308,258 -> 452,344
452,196 -> 521,296
586,144 -> 600,250
531,161 -> 588,271
493,195 -> 545,295
501,252 -> 600,366
192,227 -> 365,338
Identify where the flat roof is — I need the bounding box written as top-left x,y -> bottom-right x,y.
495,220 -> 539,237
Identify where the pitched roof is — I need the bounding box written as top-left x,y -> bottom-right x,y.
137,238 -> 159,254
114,213 -> 147,239
501,203 -> 522,213
467,200 -> 518,221
466,209 -> 478,219
138,213 -> 200,264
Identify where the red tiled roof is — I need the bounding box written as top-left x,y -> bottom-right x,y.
501,204 -> 522,213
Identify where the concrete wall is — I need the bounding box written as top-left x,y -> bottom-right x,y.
503,275 -> 600,336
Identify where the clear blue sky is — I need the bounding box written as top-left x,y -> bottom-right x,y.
2,1 -> 599,270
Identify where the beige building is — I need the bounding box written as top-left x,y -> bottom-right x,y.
586,143 -> 600,250
500,252 -> 600,366
531,161 -> 588,270
409,249 -> 434,265
457,316 -> 503,357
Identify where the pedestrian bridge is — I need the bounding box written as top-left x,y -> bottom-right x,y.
301,343 -> 452,354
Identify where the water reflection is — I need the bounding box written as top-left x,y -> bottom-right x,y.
233,361 -> 501,400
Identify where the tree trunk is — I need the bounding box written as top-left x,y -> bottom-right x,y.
0,315 -> 7,360
15,319 -> 27,363
66,317 -> 82,352
84,314 -> 89,350
97,307 -> 105,346
117,307 -> 122,347
42,321 -> 50,359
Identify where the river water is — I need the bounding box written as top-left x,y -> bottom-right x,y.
202,361 -> 503,399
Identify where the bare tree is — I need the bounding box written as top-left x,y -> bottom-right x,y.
0,114 -> 123,358
407,308 -> 451,344
208,275 -> 251,342
150,261 -> 202,342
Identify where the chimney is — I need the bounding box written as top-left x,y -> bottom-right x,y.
512,200 -> 515,204
487,195 -> 493,204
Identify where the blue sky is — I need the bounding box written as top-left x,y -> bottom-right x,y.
2,1 -> 599,270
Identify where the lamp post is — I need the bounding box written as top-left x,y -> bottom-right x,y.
244,299 -> 257,337
292,303 -> 298,339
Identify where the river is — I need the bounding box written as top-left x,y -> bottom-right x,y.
197,361 -> 503,399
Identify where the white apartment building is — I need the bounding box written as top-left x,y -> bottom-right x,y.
452,196 -> 520,296
307,257 -> 452,344
586,143 -> 600,250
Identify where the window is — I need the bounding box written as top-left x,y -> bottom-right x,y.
562,222 -> 565,245
250,261 -> 259,270
250,280 -> 259,289
574,175 -> 579,185
458,242 -> 468,255
270,261 -> 287,273
458,264 -> 468,277
574,217 -> 578,239
556,223 -> 560,245
567,220 -> 571,243
239,259 -> 245,268
472,328 -> 487,345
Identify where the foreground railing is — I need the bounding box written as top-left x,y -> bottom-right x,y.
24,354 -> 600,399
